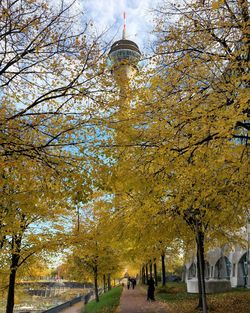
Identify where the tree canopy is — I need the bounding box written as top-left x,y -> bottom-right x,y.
0,1 -> 249,312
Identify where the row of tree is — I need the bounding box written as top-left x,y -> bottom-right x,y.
95,1 -> 249,312
0,0 -> 109,311
0,1 -> 249,313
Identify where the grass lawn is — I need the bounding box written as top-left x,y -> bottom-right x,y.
83,286 -> 123,313
156,283 -> 250,313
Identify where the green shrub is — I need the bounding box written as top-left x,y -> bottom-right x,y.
156,282 -> 197,302
156,282 -> 187,294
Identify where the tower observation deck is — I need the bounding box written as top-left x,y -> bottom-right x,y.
108,13 -> 141,85
109,39 -> 141,67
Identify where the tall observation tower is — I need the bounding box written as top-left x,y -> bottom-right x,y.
108,13 -> 141,89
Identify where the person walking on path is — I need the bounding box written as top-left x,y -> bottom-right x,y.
147,276 -> 155,301
131,278 -> 136,289
119,285 -> 168,313
127,277 -> 131,289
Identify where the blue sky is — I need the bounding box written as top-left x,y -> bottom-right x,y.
77,0 -> 160,51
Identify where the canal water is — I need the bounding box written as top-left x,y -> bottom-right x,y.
0,282 -> 88,313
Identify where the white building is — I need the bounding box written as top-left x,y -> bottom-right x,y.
185,224 -> 250,292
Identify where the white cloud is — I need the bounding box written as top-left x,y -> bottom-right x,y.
81,0 -> 160,51
50,0 -> 164,52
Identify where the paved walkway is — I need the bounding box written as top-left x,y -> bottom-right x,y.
119,286 -> 168,313
60,301 -> 84,313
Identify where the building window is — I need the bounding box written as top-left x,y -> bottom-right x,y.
188,263 -> 196,279
215,256 -> 231,280
233,263 -> 236,277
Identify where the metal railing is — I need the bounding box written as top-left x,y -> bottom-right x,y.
42,296 -> 83,313
41,290 -> 96,313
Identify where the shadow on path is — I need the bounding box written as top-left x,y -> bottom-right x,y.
119,286 -> 168,313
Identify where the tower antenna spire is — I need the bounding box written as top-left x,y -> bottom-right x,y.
122,11 -> 126,39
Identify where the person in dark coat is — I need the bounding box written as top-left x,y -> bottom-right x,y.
147,276 -> 155,301
131,278 -> 136,289
127,277 -> 131,289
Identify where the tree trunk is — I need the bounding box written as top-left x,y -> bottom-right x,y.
149,260 -> 153,277
94,266 -> 99,302
107,273 -> 111,290
6,254 -> 19,313
103,274 -> 106,292
196,246 -> 203,309
196,224 -> 207,313
142,265 -> 146,284
145,263 -> 149,282
154,261 -> 158,286
161,253 -> 166,286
